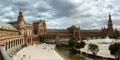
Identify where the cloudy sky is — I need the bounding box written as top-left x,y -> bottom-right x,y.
0,0 -> 120,30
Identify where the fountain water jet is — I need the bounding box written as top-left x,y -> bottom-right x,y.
98,35 -> 114,44
105,35 -> 112,43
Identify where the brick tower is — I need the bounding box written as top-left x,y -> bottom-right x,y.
107,13 -> 114,35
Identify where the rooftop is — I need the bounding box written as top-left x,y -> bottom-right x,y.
81,30 -> 102,32
0,22 -> 17,31
47,29 -> 70,33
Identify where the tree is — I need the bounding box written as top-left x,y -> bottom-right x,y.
81,37 -> 86,40
109,43 -> 120,59
69,37 -> 86,54
69,37 -> 77,49
101,35 -> 104,39
76,41 -> 86,50
88,43 -> 99,55
108,34 -> 113,38
113,29 -> 120,40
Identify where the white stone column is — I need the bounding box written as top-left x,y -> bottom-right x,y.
5,44 -> 7,51
22,39 -> 23,44
18,40 -> 20,45
21,39 -> 22,44
18,40 -> 19,45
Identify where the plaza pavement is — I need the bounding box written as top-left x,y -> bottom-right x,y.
81,39 -> 120,58
12,44 -> 64,60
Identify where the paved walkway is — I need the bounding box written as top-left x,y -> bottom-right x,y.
81,39 -> 120,58
12,44 -> 64,60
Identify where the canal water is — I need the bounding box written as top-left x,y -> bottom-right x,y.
56,47 -> 94,60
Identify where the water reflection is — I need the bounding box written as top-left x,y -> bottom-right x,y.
57,47 -> 93,60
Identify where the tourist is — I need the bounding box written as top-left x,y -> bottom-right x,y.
21,58 -> 23,60
15,54 -> 17,56
23,55 -> 26,58
11,57 -> 13,60
19,54 -> 20,57
29,56 -> 30,59
25,55 -> 26,58
51,48 -> 53,50
48,49 -> 49,51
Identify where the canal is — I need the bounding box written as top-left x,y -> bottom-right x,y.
56,47 -> 94,60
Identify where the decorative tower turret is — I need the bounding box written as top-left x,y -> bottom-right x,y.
107,13 -> 114,35
17,9 -> 25,35
43,20 -> 46,35
78,26 -> 80,39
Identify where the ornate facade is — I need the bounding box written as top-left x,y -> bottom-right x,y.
0,9 -> 114,59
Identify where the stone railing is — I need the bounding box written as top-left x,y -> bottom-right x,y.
0,45 -> 10,60
54,47 -> 70,60
0,49 -> 4,60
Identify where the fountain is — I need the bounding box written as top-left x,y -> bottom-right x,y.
99,35 -> 114,44
104,35 -> 112,43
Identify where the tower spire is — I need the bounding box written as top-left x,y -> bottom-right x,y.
109,12 -> 112,23
107,12 -> 113,35
20,8 -> 22,12
17,8 -> 24,22
109,12 -> 110,15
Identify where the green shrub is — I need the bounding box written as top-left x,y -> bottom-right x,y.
76,41 -> 86,49
21,44 -> 27,48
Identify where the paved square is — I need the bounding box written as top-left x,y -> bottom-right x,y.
13,44 -> 64,60
81,39 -> 120,58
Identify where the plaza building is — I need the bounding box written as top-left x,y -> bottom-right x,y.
0,9 -> 114,60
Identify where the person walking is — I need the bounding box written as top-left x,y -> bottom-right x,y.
29,55 -> 30,59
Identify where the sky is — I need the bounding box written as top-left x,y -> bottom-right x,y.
0,0 -> 120,30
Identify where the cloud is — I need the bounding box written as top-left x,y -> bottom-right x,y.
46,0 -> 79,18
0,0 -> 119,30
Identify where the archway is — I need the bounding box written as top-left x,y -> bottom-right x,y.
5,42 -> 7,51
27,38 -> 29,44
16,40 -> 17,46
9,41 -> 10,50
40,37 -> 45,43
